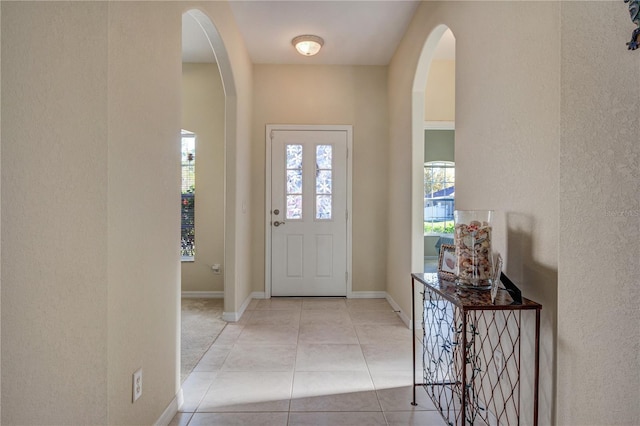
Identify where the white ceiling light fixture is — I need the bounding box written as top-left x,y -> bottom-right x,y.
292,35 -> 324,56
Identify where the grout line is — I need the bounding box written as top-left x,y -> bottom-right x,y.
182,297 -> 422,425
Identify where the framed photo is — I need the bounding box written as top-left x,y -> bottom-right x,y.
437,244 -> 457,281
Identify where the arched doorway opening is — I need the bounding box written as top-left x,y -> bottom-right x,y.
181,11 -> 225,295
411,25 -> 456,273
180,8 -> 237,380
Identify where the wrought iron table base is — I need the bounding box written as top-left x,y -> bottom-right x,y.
411,273 -> 541,426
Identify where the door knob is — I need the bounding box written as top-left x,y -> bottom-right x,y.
273,221 -> 285,227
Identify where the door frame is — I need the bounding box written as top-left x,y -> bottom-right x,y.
265,124 -> 353,299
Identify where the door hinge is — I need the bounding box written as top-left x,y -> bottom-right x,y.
345,210 -> 348,221
345,271 -> 348,282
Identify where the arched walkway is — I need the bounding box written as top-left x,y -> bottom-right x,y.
182,9 -> 237,316
411,25 -> 455,272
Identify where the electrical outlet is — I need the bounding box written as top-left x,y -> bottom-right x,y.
494,350 -> 504,378
132,368 -> 143,403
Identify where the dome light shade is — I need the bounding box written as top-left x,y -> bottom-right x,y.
292,35 -> 324,56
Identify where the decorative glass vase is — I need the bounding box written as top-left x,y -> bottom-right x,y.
453,210 -> 494,289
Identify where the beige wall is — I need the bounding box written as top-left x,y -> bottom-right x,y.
181,63 -> 225,292
107,3 -> 182,422
205,4 -> 254,319
0,3 -> 3,419
251,65 -> 389,294
425,59 -> 455,122
389,2 -> 559,424
2,3 -> 110,423
3,1 -> 638,424
1,1 -> 253,424
391,1 -> 640,424
558,2 -> 639,424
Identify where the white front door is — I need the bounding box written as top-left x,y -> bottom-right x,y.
268,127 -> 350,296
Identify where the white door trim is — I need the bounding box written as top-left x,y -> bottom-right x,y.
265,124 -> 352,299
424,120 -> 455,130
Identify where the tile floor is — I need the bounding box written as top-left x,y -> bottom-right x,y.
170,297 -> 445,426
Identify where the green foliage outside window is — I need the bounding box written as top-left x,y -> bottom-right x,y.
424,221 -> 455,234
424,161 -> 455,235
181,131 -> 196,258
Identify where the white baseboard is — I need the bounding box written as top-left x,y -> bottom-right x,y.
347,291 -> 411,330
181,291 -> 224,299
222,291 -> 266,322
221,312 -> 236,322
218,291 -> 411,329
348,291 -> 387,299
385,292 -> 411,329
252,291 -> 266,299
154,388 -> 183,426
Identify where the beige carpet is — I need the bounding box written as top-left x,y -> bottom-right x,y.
181,298 -> 226,383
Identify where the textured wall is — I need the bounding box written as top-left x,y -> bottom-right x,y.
197,2 -> 254,318
558,2 -> 640,424
251,65 -> 389,294
1,2 -> 3,420
104,0 -> 254,419
425,60 -> 455,122
392,1 -> 640,423
106,2 -> 182,423
453,5 -> 560,423
1,1 -> 254,423
181,63 -> 225,292
388,2 -> 559,424
1,2 -> 109,423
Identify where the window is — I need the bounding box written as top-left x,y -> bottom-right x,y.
424,161 -> 454,235
284,143 -> 334,221
315,144 -> 332,220
181,130 -> 195,260
286,144 -> 303,220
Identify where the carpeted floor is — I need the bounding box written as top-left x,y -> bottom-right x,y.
181,298 -> 227,383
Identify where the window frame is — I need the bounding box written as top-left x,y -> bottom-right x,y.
424,160 -> 455,237
181,130 -> 196,261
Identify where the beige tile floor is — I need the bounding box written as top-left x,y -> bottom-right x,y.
170,298 -> 445,426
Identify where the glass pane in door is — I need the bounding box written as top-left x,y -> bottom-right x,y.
315,145 -> 332,220
286,144 -> 303,220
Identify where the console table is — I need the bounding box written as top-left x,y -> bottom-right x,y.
411,273 -> 542,426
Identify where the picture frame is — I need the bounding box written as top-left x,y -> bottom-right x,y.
437,244 -> 457,282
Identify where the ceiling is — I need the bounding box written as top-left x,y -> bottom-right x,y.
182,1 -> 455,65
